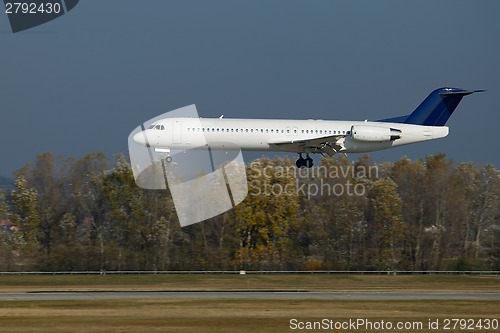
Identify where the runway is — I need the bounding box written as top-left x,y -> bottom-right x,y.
1,291 -> 499,301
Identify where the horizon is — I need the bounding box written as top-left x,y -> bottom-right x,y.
0,149 -> 496,183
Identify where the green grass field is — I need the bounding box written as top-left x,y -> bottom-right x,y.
1,299 -> 499,333
0,275 -> 499,333
0,274 -> 498,292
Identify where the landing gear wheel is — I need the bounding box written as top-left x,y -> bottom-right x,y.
296,153 -> 314,168
296,153 -> 305,168
165,156 -> 173,163
305,156 -> 314,168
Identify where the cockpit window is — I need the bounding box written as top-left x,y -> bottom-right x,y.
148,125 -> 155,129
154,125 -> 165,130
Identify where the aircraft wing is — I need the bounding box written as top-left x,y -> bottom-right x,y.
269,134 -> 346,156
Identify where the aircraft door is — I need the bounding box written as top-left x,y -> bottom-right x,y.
172,119 -> 182,144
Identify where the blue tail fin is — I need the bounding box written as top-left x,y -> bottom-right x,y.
378,87 -> 484,126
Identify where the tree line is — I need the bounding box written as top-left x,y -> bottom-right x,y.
0,152 -> 498,271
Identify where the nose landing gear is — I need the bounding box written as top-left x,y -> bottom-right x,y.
296,153 -> 314,168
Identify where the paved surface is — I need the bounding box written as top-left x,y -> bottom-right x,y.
1,291 -> 499,301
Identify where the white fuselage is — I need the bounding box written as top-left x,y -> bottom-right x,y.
135,117 -> 449,155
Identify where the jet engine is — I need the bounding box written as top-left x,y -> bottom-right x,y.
351,125 -> 401,142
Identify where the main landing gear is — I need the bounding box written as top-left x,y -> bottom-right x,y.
296,153 -> 314,168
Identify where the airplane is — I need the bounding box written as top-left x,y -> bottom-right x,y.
133,87 -> 483,168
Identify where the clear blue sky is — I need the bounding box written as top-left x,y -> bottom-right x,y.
1,0 -> 499,177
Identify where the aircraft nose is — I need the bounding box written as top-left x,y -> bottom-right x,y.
133,131 -> 149,147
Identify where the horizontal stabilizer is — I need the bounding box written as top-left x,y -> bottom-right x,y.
439,89 -> 486,96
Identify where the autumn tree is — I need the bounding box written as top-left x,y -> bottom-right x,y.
366,178 -> 404,270
0,189 -> 21,270
9,175 -> 40,269
451,163 -> 500,268
303,156 -> 368,270
1,151 -> 497,272
421,154 -> 456,269
10,176 -> 40,244
390,157 -> 427,270
235,157 -> 303,270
